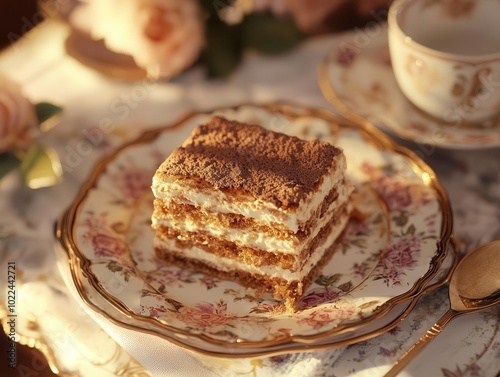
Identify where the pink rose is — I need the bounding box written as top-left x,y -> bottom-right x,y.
377,235 -> 421,285
0,75 -> 37,153
92,233 -> 127,257
148,305 -> 167,317
176,303 -> 234,330
376,177 -> 413,212
117,168 -> 151,200
298,289 -> 342,310
383,236 -> 420,269
87,0 -> 205,78
298,304 -> 357,329
373,175 -> 433,213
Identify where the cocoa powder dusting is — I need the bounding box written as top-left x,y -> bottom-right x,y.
161,116 -> 342,208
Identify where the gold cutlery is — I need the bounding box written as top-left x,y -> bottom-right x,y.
384,240 -> 500,377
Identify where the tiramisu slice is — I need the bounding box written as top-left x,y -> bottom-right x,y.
151,116 -> 353,311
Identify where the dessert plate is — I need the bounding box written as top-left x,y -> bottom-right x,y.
56,103 -> 453,351
319,25 -> 500,150
54,236 -> 456,359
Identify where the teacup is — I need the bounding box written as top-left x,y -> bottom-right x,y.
388,0 -> 500,123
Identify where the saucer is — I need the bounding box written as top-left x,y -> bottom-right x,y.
319,25 -> 500,150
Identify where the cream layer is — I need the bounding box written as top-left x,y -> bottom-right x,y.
153,208 -> 350,281
152,155 -> 347,233
152,184 -> 353,254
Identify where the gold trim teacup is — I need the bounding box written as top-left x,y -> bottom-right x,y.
388,0 -> 500,123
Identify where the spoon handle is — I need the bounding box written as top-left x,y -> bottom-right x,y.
383,309 -> 459,377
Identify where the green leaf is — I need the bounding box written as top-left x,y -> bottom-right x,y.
406,224 -> 416,235
201,18 -> 244,78
394,211 -> 409,227
242,13 -> 303,55
35,102 -> 62,133
107,261 -> 123,273
0,153 -> 21,182
166,297 -> 184,311
315,273 -> 342,287
19,145 -> 63,189
338,281 -> 353,292
35,102 -> 62,124
122,270 -> 131,282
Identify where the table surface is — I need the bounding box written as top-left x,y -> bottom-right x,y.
1,17 -> 500,377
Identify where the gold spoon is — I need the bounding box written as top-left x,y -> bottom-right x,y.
384,240 -> 500,377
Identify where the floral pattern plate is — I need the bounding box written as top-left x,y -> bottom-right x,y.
57,104 -> 453,350
55,237 -> 456,359
319,25 -> 500,150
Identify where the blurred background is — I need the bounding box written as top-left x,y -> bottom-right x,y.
0,0 -> 385,50
0,0 -> 42,49
0,1 -> 52,372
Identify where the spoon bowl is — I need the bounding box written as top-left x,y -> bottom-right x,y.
450,242 -> 500,311
385,240 -> 500,377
